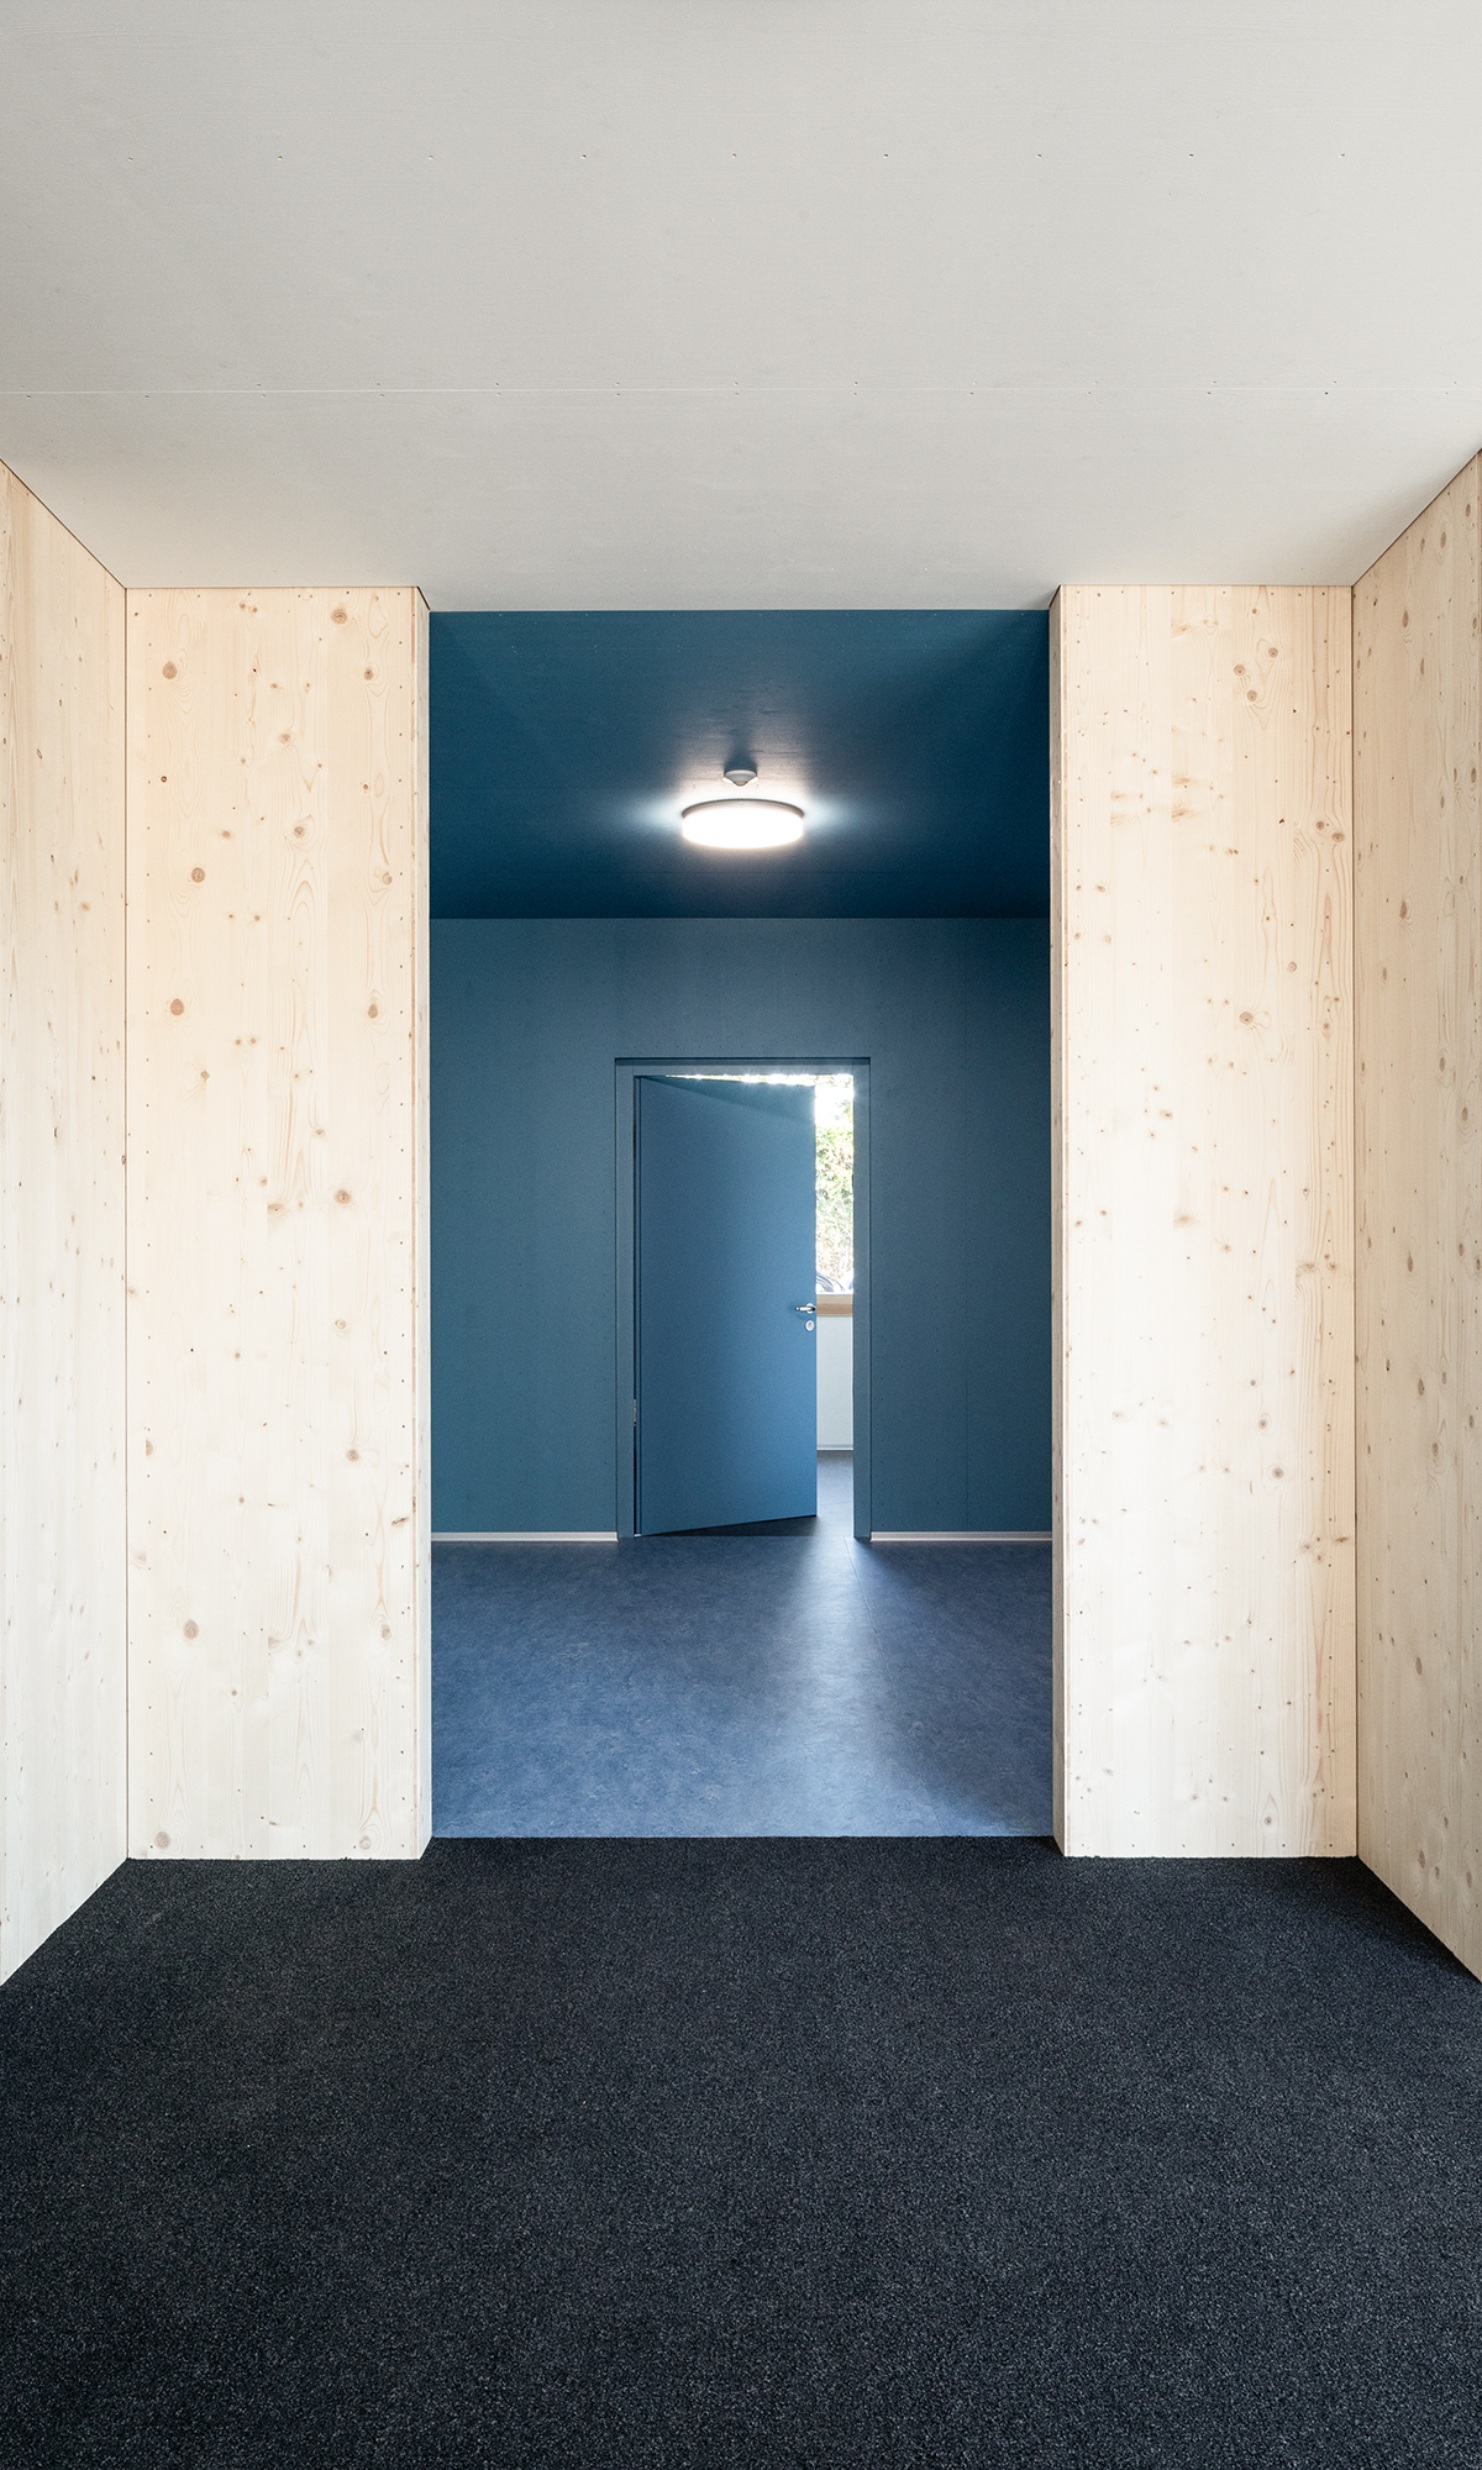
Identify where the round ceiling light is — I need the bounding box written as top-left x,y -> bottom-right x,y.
680,797 -> 805,852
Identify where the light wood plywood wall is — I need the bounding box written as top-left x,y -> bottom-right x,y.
1053,587 -> 1355,1856
1,464 -> 126,1978
1354,460 -> 1482,1979
126,588 -> 430,1859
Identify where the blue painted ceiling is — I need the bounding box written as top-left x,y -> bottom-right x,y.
431,611 -> 1048,919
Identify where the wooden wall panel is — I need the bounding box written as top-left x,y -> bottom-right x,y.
1053,587 -> 1355,1855
1354,461 -> 1482,1979
0,463 -> 126,1977
126,588 -> 429,1859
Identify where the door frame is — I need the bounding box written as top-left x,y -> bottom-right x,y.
614,1058 -> 872,1540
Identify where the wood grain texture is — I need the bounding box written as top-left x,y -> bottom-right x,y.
0,463 -> 126,1977
126,588 -> 429,1859
1053,587 -> 1355,1855
1354,460 -> 1482,1979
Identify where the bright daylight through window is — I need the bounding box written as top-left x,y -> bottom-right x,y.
812,1074 -> 853,1293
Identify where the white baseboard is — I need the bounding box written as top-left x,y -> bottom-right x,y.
432,1525 -> 1048,1545
432,1531 -> 619,1544
868,1530 -> 1052,1544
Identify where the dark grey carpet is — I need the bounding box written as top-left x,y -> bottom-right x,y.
1,1842 -> 1479,2468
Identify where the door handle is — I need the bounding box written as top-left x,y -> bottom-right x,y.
790,1303 -> 816,1314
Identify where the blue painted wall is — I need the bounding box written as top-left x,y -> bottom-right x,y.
432,919 -> 1051,1534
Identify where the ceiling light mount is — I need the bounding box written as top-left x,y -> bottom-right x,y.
680,797 -> 805,852
723,763 -> 758,788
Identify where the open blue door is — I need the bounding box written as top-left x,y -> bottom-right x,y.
636,1076 -> 817,1533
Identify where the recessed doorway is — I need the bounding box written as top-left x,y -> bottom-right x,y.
614,1060 -> 870,1540
432,996 -> 1051,1837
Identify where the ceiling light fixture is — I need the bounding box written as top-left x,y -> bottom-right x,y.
680,797 -> 805,852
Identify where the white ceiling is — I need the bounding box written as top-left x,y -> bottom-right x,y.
3,0 -> 1480,607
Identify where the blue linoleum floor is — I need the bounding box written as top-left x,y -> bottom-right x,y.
433,1456 -> 1052,1837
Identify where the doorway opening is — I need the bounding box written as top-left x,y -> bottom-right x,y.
614,1060 -> 870,1540
427,915 -> 1054,1842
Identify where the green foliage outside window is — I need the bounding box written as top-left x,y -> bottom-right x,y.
814,1074 -> 854,1291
